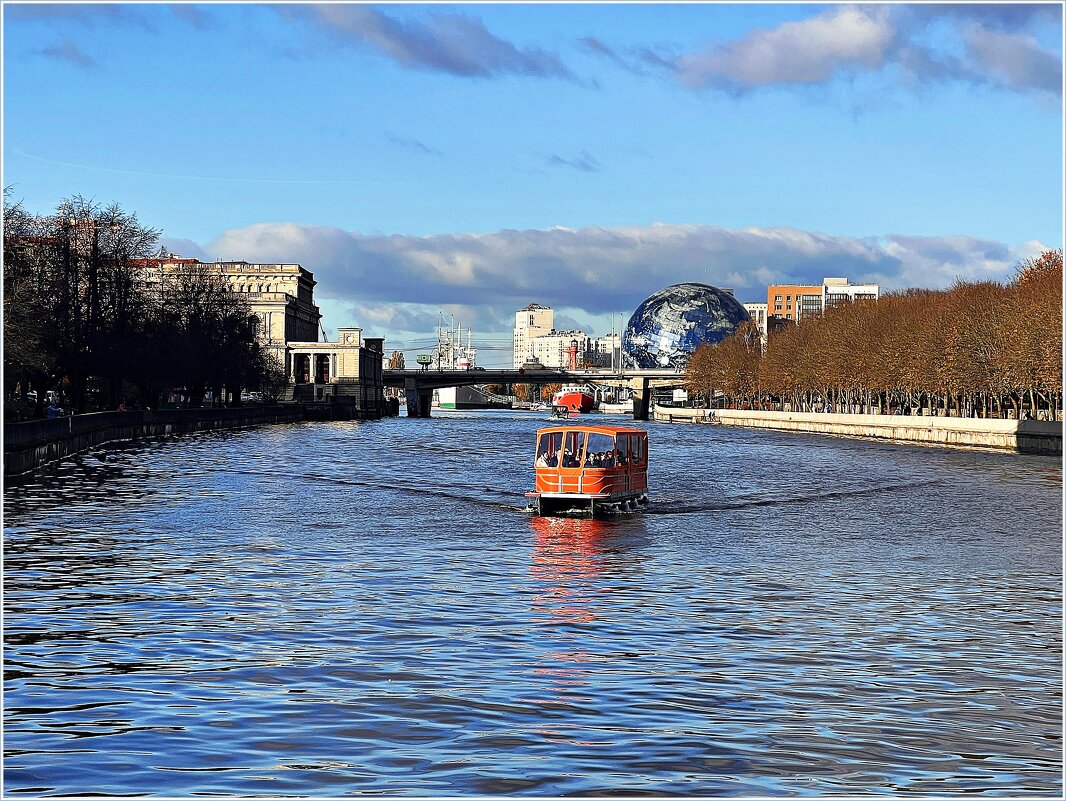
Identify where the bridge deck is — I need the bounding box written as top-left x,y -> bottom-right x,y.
383,368 -> 684,389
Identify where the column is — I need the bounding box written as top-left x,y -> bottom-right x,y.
631,377 -> 651,421
405,378 -> 421,418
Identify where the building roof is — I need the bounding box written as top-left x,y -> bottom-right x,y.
537,425 -> 648,436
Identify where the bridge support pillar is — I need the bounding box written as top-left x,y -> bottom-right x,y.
404,378 -> 433,418
631,377 -> 651,421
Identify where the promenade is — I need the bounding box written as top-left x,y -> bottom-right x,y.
653,406 -> 1063,456
4,406 -> 305,478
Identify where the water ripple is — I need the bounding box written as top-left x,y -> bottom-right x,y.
4,412 -> 1061,795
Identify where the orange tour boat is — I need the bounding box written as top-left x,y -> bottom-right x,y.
526,424 -> 649,517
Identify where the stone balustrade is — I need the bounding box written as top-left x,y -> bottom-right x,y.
652,407 -> 1062,456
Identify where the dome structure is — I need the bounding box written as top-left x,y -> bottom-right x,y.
622,283 -> 751,369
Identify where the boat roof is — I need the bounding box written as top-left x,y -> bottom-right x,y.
537,424 -> 647,436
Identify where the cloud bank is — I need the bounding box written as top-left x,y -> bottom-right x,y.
13,3 -> 1060,100
671,4 -> 1062,97
191,221 -> 1046,335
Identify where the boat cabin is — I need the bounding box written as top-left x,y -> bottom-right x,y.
527,424 -> 649,517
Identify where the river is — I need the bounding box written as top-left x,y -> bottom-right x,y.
4,412 -> 1062,796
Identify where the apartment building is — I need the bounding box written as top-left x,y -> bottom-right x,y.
513,303 -> 554,367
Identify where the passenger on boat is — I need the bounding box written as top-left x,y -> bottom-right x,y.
536,452 -> 549,467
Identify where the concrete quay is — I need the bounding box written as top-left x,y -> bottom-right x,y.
653,407 -> 1062,456
4,406 -> 305,478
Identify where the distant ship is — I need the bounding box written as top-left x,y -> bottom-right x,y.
552,385 -> 595,414
434,386 -> 512,410
599,398 -> 635,415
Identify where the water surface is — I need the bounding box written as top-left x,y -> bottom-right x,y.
5,413 -> 1062,795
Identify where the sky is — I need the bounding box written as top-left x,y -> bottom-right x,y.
4,2 -> 1063,366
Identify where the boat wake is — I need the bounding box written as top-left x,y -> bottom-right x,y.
646,479 -> 942,515
225,468 -> 527,512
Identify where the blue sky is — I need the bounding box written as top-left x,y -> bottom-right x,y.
4,3 -> 1063,365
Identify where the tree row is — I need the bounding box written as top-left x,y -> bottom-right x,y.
687,250 -> 1063,420
4,193 -> 283,418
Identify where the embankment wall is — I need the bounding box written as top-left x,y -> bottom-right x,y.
652,407 -> 1062,456
4,406 -> 306,478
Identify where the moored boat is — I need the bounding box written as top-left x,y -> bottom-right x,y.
552,384 -> 595,414
526,424 -> 649,517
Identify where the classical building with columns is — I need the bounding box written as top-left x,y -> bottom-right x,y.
139,252 -> 385,418
284,328 -> 385,416
138,252 -> 322,365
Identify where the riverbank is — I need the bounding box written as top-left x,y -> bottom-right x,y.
4,406 -> 306,478
653,407 -> 1063,456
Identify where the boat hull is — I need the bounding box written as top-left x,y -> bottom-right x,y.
552,391 -> 595,413
527,491 -> 649,518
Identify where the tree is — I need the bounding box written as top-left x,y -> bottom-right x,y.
255,354 -> 289,404
3,193 -> 285,414
541,383 -> 562,403
1003,250 -> 1063,418
3,191 -> 53,415
512,383 -> 536,402
157,263 -> 260,407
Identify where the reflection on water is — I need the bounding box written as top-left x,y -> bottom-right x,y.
4,413 -> 1062,796
530,516 -> 614,624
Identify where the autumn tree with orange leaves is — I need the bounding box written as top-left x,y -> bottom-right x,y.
687,250 -> 1062,420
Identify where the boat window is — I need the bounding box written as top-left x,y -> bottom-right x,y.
586,432 -> 615,467
631,436 -> 645,465
617,435 -> 631,465
560,430 -> 584,468
536,433 -> 562,467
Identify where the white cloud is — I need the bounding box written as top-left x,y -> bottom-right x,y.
295,5 -> 576,81
665,4 -> 1061,99
963,25 -> 1062,95
677,6 -> 896,90
195,221 -> 1045,345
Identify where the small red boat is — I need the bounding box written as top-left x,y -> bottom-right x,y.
526,424 -> 649,517
552,385 -> 595,414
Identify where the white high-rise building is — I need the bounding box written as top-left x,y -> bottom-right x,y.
594,333 -> 622,369
743,302 -> 768,342
513,303 -> 554,367
822,277 -> 880,309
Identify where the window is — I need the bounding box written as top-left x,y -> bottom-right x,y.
562,431 -> 584,467
786,295 -> 792,301
774,304 -> 782,311
536,432 -> 563,466
774,295 -> 782,302
799,294 -> 823,319
586,432 -> 615,466
631,436 -> 645,465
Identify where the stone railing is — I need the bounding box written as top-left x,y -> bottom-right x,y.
652,407 -> 1062,456
4,406 -> 306,478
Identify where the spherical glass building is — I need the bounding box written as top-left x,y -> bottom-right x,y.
622,283 -> 751,369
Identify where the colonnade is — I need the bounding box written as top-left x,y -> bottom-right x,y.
289,352 -> 339,384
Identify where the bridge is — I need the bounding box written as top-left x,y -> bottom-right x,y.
383,367 -> 688,419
